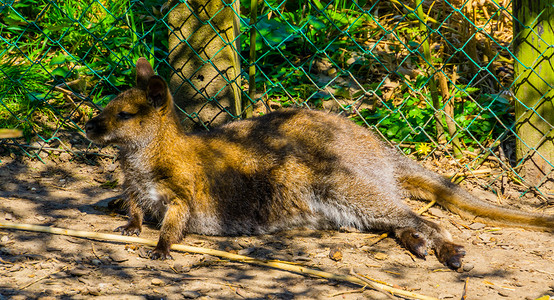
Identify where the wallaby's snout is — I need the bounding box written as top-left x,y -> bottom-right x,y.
84,119 -> 95,133
85,115 -> 101,137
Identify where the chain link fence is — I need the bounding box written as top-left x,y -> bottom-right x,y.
1,0 -> 553,198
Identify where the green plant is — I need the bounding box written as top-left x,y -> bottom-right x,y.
352,77 -> 513,154
0,0 -> 168,139
0,58 -> 56,138
241,0 -> 375,107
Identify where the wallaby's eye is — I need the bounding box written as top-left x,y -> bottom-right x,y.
118,111 -> 134,120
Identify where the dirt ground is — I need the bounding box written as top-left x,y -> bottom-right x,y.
0,144 -> 553,300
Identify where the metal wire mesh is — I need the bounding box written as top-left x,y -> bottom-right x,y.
1,0 -> 552,197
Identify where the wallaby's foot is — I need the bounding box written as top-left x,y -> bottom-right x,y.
435,241 -> 465,269
149,245 -> 173,260
397,228 -> 428,258
114,222 -> 142,236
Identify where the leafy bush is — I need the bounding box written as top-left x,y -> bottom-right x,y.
352,76 -> 513,153
241,0 -> 372,106
0,0 -> 167,138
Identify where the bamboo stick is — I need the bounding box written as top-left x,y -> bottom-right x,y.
0,222 -> 439,300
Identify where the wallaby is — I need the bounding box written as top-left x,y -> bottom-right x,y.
85,58 -> 553,269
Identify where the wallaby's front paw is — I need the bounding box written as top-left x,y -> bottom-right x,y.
114,223 -> 142,236
397,228 -> 428,258
149,247 -> 173,260
436,242 -> 466,269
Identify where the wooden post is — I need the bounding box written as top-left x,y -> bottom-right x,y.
513,0 -> 554,188
168,0 -> 242,131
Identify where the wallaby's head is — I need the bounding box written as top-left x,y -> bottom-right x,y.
85,58 -> 175,147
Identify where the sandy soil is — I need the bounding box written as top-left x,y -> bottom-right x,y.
0,146 -> 553,300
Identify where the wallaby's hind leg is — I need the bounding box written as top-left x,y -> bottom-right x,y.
393,215 -> 465,269
342,180 -> 465,269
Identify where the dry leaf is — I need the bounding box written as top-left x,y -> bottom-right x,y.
329,248 -> 342,261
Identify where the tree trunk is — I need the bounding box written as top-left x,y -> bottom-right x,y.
513,0 -> 554,189
168,0 -> 241,131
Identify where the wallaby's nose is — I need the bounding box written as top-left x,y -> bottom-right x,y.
85,120 -> 96,133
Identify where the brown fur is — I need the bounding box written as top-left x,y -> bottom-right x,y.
85,58 -> 553,269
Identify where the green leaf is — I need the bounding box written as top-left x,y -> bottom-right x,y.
27,92 -> 46,104
386,125 -> 400,137
50,55 -> 68,65
408,40 -> 420,49
51,67 -> 69,77
309,19 -> 326,30
335,87 -> 351,99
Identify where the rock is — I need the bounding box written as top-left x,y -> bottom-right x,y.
107,163 -> 118,172
91,259 -> 102,266
86,287 -> 101,296
429,207 -> 447,218
238,247 -> 257,256
38,150 -> 49,159
1,235 -> 9,244
462,263 -> 474,272
374,252 -> 388,260
293,255 -> 311,262
151,278 -> 164,286
478,234 -> 491,242
69,267 -> 90,277
109,253 -> 129,263
9,264 -> 22,272
59,152 -> 71,162
459,232 -> 472,240
4,213 -> 14,221
182,291 -> 202,299
469,223 -> 486,230
172,263 -> 190,273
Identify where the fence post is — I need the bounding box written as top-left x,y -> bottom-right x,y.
513,0 -> 554,188
168,0 -> 242,131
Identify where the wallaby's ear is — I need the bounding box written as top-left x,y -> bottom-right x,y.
146,76 -> 170,108
136,57 -> 154,90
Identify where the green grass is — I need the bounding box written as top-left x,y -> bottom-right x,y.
0,0 -> 167,139
0,58 -> 55,137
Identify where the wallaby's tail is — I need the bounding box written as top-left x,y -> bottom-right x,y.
396,158 -> 554,232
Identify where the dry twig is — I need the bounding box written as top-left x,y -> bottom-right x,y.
0,129 -> 23,139
461,277 -> 469,299
328,285 -> 367,297
367,233 -> 389,246
417,200 -> 437,215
